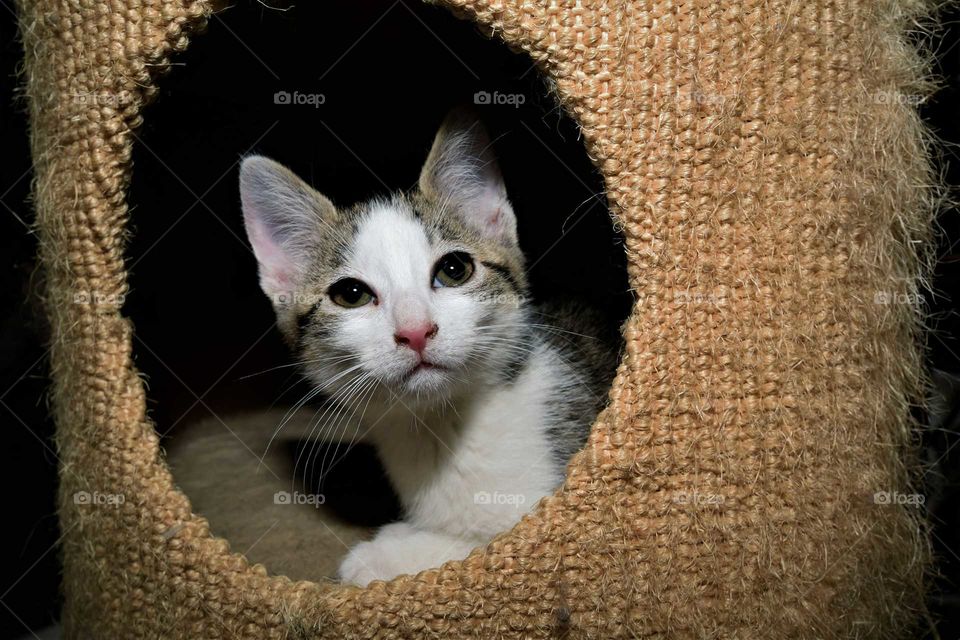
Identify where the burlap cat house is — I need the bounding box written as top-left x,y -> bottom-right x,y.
20,0 -> 937,637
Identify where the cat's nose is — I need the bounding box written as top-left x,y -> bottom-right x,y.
394,323 -> 438,354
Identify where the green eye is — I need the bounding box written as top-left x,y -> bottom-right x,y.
329,278 -> 375,308
433,252 -> 475,288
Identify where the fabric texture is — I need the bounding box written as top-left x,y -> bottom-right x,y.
20,0 -> 937,636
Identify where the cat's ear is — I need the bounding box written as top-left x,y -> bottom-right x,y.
419,108 -> 517,245
239,155 -> 335,302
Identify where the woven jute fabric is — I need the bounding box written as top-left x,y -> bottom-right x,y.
20,0 -> 937,637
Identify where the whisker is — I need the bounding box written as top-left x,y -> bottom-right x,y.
298,371 -> 371,487
313,374 -> 376,481
239,352 -> 358,380
261,361 -> 366,471
317,376 -> 381,486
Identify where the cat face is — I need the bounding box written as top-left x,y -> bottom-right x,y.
240,110 -> 529,405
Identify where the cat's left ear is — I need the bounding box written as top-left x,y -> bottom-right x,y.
419,108 -> 517,245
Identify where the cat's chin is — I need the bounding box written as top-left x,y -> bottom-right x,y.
397,363 -> 456,397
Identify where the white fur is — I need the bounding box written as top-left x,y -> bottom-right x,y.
338,348 -> 564,585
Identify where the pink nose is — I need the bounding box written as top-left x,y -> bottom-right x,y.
394,323 -> 438,354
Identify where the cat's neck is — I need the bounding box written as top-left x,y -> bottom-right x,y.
363,386 -> 481,440
364,388 -> 482,504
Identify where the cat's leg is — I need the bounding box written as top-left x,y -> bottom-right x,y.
337,521 -> 483,586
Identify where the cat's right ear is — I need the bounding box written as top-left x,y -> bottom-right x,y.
239,155 -> 336,303
419,108 -> 517,246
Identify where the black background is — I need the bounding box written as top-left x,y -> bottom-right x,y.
1,1 -> 957,637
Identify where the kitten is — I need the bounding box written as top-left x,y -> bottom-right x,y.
239,109 -> 618,585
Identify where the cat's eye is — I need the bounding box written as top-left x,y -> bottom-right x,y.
433,252 -> 475,288
329,278 -> 375,308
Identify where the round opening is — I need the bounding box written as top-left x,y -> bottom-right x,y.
127,0 -> 629,584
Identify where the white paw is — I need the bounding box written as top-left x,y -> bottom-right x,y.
337,522 -> 482,586
337,539 -> 399,586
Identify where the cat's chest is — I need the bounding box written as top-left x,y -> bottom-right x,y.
371,350 -> 563,537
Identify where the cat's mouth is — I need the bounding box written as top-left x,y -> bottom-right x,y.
403,360 -> 448,381
410,360 -> 444,374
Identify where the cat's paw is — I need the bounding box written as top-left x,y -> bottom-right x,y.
337,522 -> 482,586
337,539 -> 398,586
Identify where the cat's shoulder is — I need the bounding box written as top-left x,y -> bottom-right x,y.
527,299 -> 621,379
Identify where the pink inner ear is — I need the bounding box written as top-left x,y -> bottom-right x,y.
246,215 -> 297,295
471,184 -> 512,239
479,196 -> 514,240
